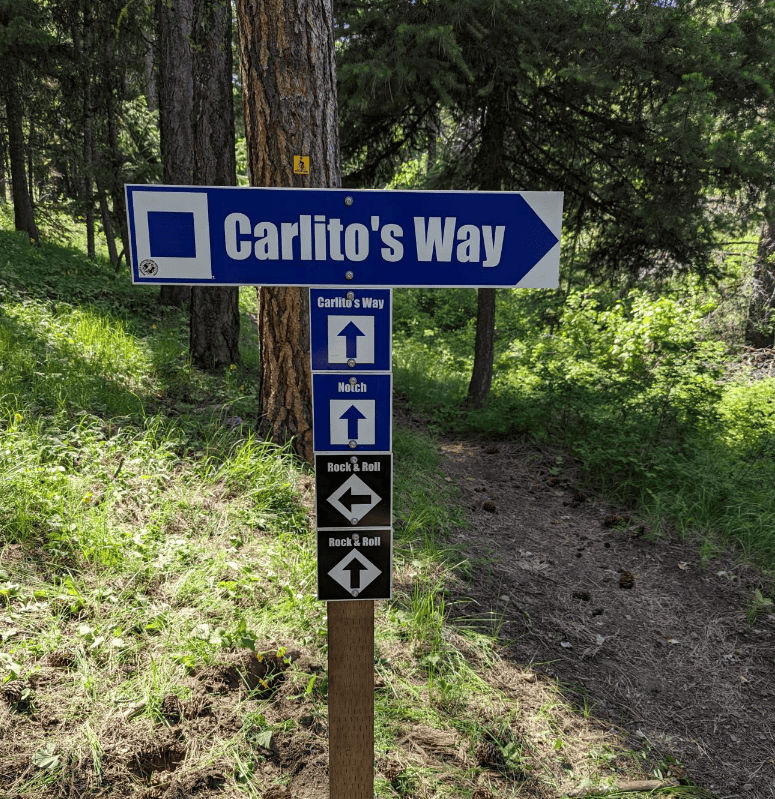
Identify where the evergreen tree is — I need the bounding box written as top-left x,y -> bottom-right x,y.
0,0 -> 53,244
157,0 -> 194,308
338,0 -> 775,404
236,0 -> 341,463
49,0 -> 158,258
189,0 -> 240,372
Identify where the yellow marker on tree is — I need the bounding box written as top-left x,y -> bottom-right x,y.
293,155 -> 310,174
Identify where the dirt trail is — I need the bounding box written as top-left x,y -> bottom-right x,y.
439,438 -> 775,799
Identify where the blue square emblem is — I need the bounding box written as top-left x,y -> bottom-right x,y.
148,211 -> 197,258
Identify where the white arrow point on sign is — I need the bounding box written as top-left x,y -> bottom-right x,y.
328,549 -> 381,596
328,316 -> 375,364
515,192 -> 563,288
520,191 -> 563,240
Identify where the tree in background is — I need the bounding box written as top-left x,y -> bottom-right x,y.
236,0 -> 341,463
188,0 -> 240,372
156,0 -> 194,309
154,0 -> 239,370
746,219 -> 775,348
338,0 -> 775,404
48,0 -> 158,262
0,0 -> 52,245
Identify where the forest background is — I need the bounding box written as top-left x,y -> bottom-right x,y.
3,0 -> 775,564
1,0 -> 775,797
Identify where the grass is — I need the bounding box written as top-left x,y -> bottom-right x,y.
0,206 -> 719,798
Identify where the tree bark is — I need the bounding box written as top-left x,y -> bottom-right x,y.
84,141 -> 95,257
236,0 -> 341,463
83,117 -> 95,258
74,0 -> 95,258
104,86 -> 129,263
3,75 -> 39,244
26,115 -> 34,204
94,160 -> 119,267
189,0 -> 240,372
467,287 -> 496,407
156,0 -> 194,308
144,36 -> 157,113
0,125 -> 7,202
745,219 -> 775,349
466,93 -> 506,407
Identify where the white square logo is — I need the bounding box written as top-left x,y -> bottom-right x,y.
131,191 -> 212,280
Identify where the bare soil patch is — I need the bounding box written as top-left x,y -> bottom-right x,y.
0,645 -> 328,799
440,438 -> 775,799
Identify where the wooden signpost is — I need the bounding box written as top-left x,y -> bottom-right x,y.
125,183 -> 563,797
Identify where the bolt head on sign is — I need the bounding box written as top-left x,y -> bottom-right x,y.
293,156 -> 310,175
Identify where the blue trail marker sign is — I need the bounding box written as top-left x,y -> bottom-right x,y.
311,288 -> 394,602
125,185 -> 562,288
126,182 -> 564,604
312,373 -> 392,453
310,289 -> 391,371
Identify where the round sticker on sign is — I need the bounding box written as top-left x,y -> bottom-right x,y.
139,259 -> 159,277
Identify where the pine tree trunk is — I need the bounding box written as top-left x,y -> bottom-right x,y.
79,2 -> 96,258
236,0 -> 341,463
3,76 -> 39,244
746,220 -> 775,349
189,0 -> 240,372
156,0 -> 194,309
466,92 -> 506,408
26,116 -> 34,203
94,161 -> 118,267
0,126 -> 7,202
84,122 -> 95,259
144,38 -> 157,113
467,287 -> 496,407
105,90 -> 129,262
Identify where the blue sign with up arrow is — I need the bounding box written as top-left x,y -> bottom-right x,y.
312,374 -> 391,452
310,289 -> 391,372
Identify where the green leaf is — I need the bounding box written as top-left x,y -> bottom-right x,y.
255,730 -> 273,749
32,746 -> 60,770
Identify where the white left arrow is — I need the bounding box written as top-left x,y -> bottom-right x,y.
327,474 -> 381,523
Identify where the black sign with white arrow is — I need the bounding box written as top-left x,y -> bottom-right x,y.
317,530 -> 392,600
315,454 -> 392,530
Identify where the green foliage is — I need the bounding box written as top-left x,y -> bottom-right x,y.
745,588 -> 774,625
394,287 -> 477,334
0,0 -> 54,60
339,0 -> 775,280
0,213 -> 717,798
394,272 -> 775,567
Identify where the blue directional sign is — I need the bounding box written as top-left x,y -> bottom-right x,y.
125,185 -> 562,288
310,289 -> 391,371
312,374 -> 391,452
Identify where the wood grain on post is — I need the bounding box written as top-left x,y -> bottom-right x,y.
327,600 -> 374,798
